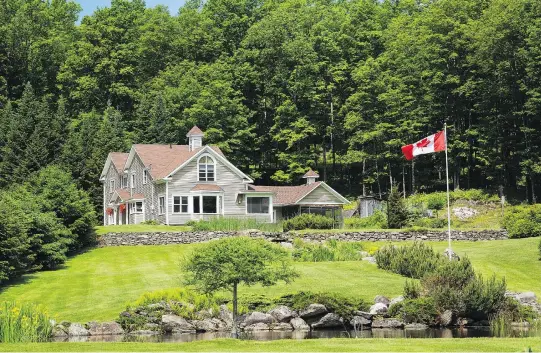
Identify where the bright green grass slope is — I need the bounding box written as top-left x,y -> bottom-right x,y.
3,338 -> 540,352
0,244 -> 405,322
95,225 -> 191,235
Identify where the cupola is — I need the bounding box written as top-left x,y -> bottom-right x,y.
187,126 -> 204,151
302,169 -> 320,185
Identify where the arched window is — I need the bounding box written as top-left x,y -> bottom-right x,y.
198,155 -> 215,181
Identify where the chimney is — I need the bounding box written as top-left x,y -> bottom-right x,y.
186,126 -> 204,151
302,169 -> 320,185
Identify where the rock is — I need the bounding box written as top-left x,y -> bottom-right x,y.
195,308 -> 215,319
439,310 -> 453,326
405,323 -> 428,330
371,318 -> 404,328
290,317 -> 310,331
369,303 -> 388,315
244,322 -> 270,331
68,323 -> 89,336
362,257 -> 377,264
453,207 -> 478,220
374,295 -> 391,306
455,317 -> 475,326
129,330 -> 159,335
389,296 -> 404,307
280,242 -> 293,249
443,248 -> 460,261
353,311 -> 373,320
59,321 -> 71,328
242,312 -> 276,327
269,322 -> 293,331
517,292 -> 537,305
53,325 -> 68,337
191,318 -> 226,332
300,304 -> 328,319
511,321 -> 530,328
359,251 -> 370,257
86,321 -> 124,336
219,304 -> 233,327
143,323 -> 161,331
268,305 -> 295,322
312,313 -> 343,329
147,303 -> 166,311
161,314 -> 196,333
350,316 -> 371,327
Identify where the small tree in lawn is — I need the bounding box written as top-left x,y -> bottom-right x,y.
183,237 -> 298,337
387,190 -> 409,229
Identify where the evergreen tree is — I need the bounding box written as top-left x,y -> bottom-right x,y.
387,190 -> 409,229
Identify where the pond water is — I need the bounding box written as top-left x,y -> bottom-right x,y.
52,327 -> 541,343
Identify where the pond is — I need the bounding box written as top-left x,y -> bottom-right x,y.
52,327 -> 541,343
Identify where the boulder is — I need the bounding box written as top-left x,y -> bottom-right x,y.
242,312 -> 276,327
290,317 -> 310,331
353,311 -> 373,320
244,322 -> 270,331
369,303 -> 388,315
161,314 -> 196,333
268,305 -> 295,322
443,248 -> 460,261
269,322 -> 294,331
86,321 -> 124,336
405,323 -> 428,330
300,304 -> 328,319
191,318 -> 227,332
389,296 -> 404,307
374,295 -> 391,306
439,310 -> 453,326
362,257 -> 377,264
517,292 -> 537,305
53,325 -> 68,337
311,313 -> 343,329
359,251 -> 370,258
195,308 -> 215,319
371,318 -> 404,328
350,316 -> 371,327
219,304 -> 233,327
68,323 -> 89,336
455,317 -> 475,327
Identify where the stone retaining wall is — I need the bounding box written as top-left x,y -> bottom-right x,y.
99,229 -> 508,247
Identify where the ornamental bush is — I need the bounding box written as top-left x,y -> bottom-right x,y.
292,238 -> 364,262
387,190 -> 409,229
388,298 -> 438,325
374,242 -> 443,279
283,214 -> 334,231
344,210 -> 387,229
502,205 -> 541,238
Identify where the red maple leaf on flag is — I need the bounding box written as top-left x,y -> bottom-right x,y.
416,138 -> 430,148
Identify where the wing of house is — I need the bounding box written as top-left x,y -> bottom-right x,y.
100,126 -> 349,225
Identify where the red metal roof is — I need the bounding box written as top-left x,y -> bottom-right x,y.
191,184 -> 223,192
247,182 -> 321,205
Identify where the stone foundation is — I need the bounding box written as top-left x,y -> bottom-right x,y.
99,229 -> 508,247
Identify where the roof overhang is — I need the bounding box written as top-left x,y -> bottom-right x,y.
100,154 -> 117,181
295,182 -> 350,205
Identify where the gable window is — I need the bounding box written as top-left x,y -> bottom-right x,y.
173,196 -> 188,213
247,197 -> 270,214
198,155 -> 215,182
109,179 -> 115,193
159,196 -> 165,215
143,170 -> 149,184
131,173 -> 135,189
122,175 -> 128,189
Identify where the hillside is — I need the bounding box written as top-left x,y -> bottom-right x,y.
0,238 -> 539,323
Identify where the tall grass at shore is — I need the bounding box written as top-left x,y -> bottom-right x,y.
0,302 -> 52,343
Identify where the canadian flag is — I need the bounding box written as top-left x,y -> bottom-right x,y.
401,131 -> 446,161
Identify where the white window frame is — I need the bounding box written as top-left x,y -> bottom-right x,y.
158,196 -> 165,215
173,195 -> 189,214
191,194 -> 222,215
131,173 -> 135,189
122,175 -> 128,189
109,179 -> 115,193
143,170 -> 149,184
197,155 -> 216,182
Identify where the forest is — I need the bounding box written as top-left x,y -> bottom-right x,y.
1,0 -> 541,214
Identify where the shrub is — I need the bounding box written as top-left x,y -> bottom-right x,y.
412,217 -> 447,229
374,242 -> 443,279
389,298 -> 438,325
387,191 -> 409,228
502,204 -> 541,238
463,275 -> 507,320
283,214 -> 334,232
274,292 -> 367,320
190,217 -> 282,232
344,211 -> 387,229
538,238 -> 541,260
292,238 -> 364,262
140,220 -> 160,225
403,280 -> 421,299
0,302 -> 53,343
426,193 -> 446,217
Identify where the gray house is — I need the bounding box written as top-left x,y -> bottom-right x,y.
100,126 -> 349,225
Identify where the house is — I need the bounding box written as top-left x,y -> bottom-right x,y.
100,126 -> 349,225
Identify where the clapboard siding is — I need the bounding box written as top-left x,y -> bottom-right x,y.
298,186 -> 342,204
126,154 -> 155,224
103,164 -> 121,225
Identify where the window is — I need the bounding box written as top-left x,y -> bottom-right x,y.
131,173 -> 135,189
198,155 -> 215,181
202,196 -> 217,214
193,196 -> 200,214
131,201 -> 143,214
143,170 -> 149,184
173,196 -> 188,213
247,197 -> 270,214
109,179 -> 115,193
159,196 -> 165,215
122,176 -> 128,189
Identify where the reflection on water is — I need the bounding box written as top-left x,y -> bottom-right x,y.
52,326 -> 541,343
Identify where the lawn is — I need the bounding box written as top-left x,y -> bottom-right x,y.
96,225 -> 192,235
2,338 -> 540,352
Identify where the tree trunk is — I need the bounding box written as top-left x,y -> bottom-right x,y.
231,282 -> 239,338
362,159 -> 366,196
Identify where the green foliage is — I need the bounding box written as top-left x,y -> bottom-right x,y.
387,191 -> 409,229
189,217 -> 282,232
412,217 -> 447,229
388,298 -> 438,325
344,211 -> 387,229
502,205 -> 541,238
374,242 -> 444,279
403,280 -> 421,300
274,292 -> 368,320
426,194 -> 446,213
538,238 -> 541,260
0,302 -> 52,343
283,214 -> 334,232
291,239 -> 364,262
139,220 -> 160,226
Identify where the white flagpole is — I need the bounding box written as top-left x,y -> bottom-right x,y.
444,123 -> 452,259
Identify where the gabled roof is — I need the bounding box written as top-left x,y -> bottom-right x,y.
125,144 -> 224,180
110,189 -> 145,203
100,152 -> 128,180
303,169 -> 320,178
191,184 -> 223,192
187,126 -> 204,136
247,182 -> 349,206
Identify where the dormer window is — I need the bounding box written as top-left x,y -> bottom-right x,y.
198,155 -> 215,182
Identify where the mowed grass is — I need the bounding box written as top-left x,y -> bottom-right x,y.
0,244 -> 405,322
2,338 -> 540,352
96,225 -> 192,235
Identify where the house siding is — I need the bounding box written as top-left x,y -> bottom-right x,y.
297,186 -> 343,205
126,154 -> 156,224
103,164 -> 121,225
